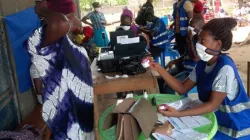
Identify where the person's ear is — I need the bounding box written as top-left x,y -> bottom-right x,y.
216,40 -> 222,50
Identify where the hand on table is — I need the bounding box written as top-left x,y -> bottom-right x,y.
159,105 -> 181,117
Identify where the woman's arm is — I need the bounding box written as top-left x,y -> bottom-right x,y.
160,91 -> 227,117
41,13 -> 71,47
187,32 -> 200,61
33,78 -> 43,95
81,15 -> 93,27
150,62 -> 196,94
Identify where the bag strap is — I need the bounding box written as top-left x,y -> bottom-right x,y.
117,117 -> 125,140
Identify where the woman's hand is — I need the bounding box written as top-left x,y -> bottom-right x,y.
149,61 -> 162,72
159,106 -> 182,117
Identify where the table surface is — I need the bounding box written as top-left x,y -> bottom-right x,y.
91,59 -> 159,94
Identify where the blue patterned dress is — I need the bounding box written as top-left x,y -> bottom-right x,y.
26,27 -> 94,140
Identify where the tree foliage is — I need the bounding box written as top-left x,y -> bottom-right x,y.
79,0 -> 128,10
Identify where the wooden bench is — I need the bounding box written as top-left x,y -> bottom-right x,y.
17,105 -> 51,140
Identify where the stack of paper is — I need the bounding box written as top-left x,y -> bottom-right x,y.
153,129 -> 208,140
155,98 -> 211,140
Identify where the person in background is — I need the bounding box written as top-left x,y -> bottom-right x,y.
142,0 -> 154,14
75,26 -> 96,62
158,17 -> 204,94
116,7 -> 138,36
214,0 -> 221,14
192,0 -> 204,18
29,0 -> 94,139
30,64 -> 43,104
170,0 -> 193,56
82,2 -> 109,47
139,11 -> 170,60
202,0 -> 208,14
217,7 -> 226,18
151,18 -> 250,139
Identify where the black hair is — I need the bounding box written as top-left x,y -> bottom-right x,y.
202,18 -> 237,51
135,7 -> 154,25
120,15 -> 132,26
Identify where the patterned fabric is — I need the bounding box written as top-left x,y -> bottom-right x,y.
87,11 -> 106,30
26,27 -> 94,140
0,125 -> 42,140
195,55 -> 250,139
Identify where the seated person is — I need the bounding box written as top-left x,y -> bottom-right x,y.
150,18 -> 250,139
113,7 -> 148,51
158,17 -> 205,94
116,7 -> 138,37
136,9 -> 169,57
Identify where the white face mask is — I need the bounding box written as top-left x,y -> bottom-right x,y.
196,43 -> 214,62
121,26 -> 131,30
188,26 -> 197,36
95,8 -> 100,12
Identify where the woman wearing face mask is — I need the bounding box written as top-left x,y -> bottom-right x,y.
150,18 -> 250,139
82,2 -> 109,47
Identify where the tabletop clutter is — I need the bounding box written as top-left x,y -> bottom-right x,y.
103,97 -> 212,140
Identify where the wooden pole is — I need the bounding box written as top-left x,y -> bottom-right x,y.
248,61 -> 250,98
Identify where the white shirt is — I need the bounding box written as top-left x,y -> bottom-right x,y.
189,64 -> 239,101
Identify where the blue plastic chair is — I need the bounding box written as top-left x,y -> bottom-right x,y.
161,16 -> 169,26
184,86 -> 198,97
155,30 -> 179,67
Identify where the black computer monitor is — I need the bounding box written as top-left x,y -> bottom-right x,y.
109,30 -> 134,49
114,41 -> 148,58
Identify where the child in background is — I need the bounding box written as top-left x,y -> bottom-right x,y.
116,7 -> 138,37
75,26 -> 96,62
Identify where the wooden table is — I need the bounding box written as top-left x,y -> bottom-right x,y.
91,59 -> 159,140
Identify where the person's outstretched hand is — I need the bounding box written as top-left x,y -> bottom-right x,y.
149,61 -> 162,72
159,105 -> 181,117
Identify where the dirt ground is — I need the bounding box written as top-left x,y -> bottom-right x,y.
228,42 -> 250,74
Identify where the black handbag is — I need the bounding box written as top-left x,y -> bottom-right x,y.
120,60 -> 146,75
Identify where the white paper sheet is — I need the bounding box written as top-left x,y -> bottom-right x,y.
120,37 -> 140,44
157,113 -> 167,124
179,116 -> 201,128
159,98 -> 211,133
153,129 -> 208,140
177,129 -> 208,140
192,116 -> 212,126
117,35 -> 128,44
152,133 -> 175,140
167,117 -> 188,130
